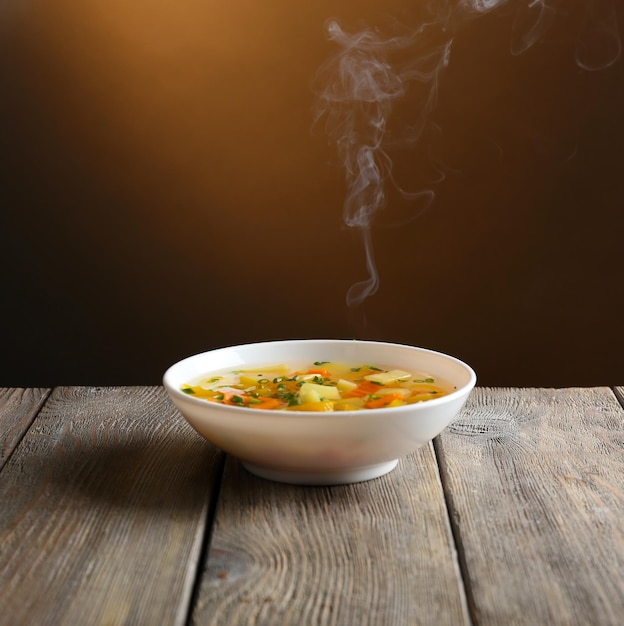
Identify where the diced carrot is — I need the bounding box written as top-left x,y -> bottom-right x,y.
343,388 -> 367,398
249,397 -> 283,410
306,368 -> 331,377
221,392 -> 251,406
360,380 -> 386,393
365,393 -> 404,409
344,380 -> 384,398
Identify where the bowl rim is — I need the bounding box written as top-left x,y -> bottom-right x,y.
163,339 -> 477,416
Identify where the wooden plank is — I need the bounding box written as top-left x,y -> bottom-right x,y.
192,446 -> 471,626
436,387 -> 624,626
0,386 -> 223,626
614,386 -> 624,408
0,388 -> 50,471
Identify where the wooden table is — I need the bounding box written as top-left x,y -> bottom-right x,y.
1,386 -> 623,625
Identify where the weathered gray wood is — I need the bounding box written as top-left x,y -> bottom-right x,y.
0,388 -> 50,471
436,387 -> 624,626
614,386 -> 624,408
193,446 -> 470,626
0,386 -> 223,626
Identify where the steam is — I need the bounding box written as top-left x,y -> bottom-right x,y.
510,1 -> 557,56
576,0 -> 621,70
314,1 -> 621,309
313,19 -> 452,307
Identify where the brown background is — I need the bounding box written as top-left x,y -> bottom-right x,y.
2,1 -> 623,387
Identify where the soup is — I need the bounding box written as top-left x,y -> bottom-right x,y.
181,361 -> 455,411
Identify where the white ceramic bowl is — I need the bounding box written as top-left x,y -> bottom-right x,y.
163,339 -> 476,485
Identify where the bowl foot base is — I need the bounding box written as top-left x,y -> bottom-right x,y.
241,459 -> 399,486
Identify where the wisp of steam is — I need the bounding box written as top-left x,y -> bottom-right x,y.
313,0 -> 621,309
313,19 -> 451,308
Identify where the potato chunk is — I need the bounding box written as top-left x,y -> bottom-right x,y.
363,369 -> 412,385
298,382 -> 341,404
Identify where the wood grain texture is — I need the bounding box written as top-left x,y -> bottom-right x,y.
193,445 -> 470,626
436,387 -> 624,626
0,388 -> 50,471
0,386 -> 223,626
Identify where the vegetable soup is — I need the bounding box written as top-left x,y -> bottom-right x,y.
181,361 -> 455,411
